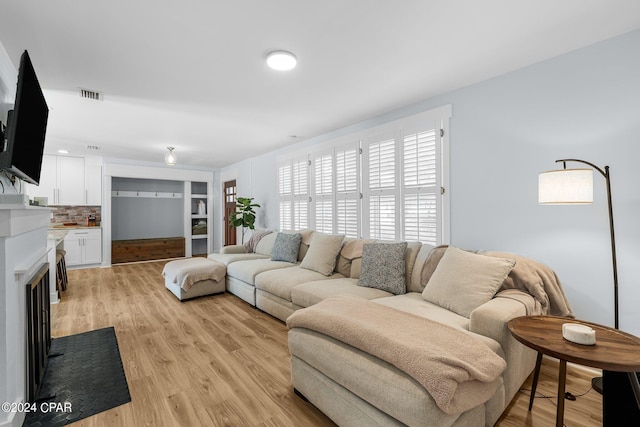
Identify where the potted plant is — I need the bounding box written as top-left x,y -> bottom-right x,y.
229,197 -> 261,243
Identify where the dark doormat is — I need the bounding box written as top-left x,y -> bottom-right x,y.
24,327 -> 131,426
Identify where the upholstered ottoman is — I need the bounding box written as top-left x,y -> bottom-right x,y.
162,258 -> 226,301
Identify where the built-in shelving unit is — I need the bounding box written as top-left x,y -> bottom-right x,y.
102,163 -> 215,267
185,181 -> 212,257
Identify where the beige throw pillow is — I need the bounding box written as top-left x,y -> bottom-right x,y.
422,246 -> 516,317
300,232 -> 345,276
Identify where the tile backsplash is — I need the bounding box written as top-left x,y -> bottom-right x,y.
50,206 -> 101,226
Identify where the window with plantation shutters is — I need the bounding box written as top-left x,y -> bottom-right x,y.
277,104 -> 450,242
278,157 -> 309,231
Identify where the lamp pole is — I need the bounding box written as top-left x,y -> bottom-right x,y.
555,159 -> 618,329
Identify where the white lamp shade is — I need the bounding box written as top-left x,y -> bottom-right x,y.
538,168 -> 593,204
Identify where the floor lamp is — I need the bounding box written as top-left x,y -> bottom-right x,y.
538,158 -> 618,327
538,158 -> 618,394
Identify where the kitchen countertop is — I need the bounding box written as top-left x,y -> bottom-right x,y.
47,229 -> 69,243
48,225 -> 101,243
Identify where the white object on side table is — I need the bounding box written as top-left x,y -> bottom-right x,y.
562,323 -> 596,345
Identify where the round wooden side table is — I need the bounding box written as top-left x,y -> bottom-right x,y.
508,315 -> 640,427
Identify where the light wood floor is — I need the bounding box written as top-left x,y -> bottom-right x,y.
52,261 -> 602,426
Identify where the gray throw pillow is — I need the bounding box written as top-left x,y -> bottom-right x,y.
358,242 -> 407,295
271,232 -> 302,263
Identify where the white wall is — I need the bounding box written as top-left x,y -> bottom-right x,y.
221,30 -> 640,334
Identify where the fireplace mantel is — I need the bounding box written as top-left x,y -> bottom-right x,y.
0,205 -> 51,238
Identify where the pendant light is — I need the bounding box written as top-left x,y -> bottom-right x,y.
165,146 -> 177,166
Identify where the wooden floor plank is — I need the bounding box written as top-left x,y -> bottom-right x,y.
52,261 -> 601,426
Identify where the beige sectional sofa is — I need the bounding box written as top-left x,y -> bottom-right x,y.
207,229 -> 573,427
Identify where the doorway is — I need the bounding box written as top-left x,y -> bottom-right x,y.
223,180 -> 237,246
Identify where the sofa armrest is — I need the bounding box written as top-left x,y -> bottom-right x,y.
469,292 -> 538,403
469,293 -> 532,342
220,245 -> 247,254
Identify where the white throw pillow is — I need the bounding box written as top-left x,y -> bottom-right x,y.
300,232 -> 345,276
422,246 -> 515,317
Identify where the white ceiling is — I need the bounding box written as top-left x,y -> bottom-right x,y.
0,1 -> 639,169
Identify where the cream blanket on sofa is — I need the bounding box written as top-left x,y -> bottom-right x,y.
287,297 -> 507,415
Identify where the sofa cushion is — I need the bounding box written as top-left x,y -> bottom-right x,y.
374,293 -> 470,331
291,278 -> 393,308
242,229 -> 273,253
226,258 -> 297,284
422,246 -> 516,317
335,238 -> 370,277
255,266 -> 344,301
254,232 -> 278,256
297,229 -> 315,261
300,232 -> 344,276
271,232 -> 302,263
374,293 -> 504,358
404,241 -> 423,291
207,252 -> 269,266
358,242 -> 408,295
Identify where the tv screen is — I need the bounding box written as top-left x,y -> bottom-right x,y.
0,50 -> 49,185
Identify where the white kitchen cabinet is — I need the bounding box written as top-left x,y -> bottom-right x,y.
30,154 -> 57,203
84,157 -> 103,205
63,232 -> 82,265
56,156 -> 85,205
27,155 -> 102,205
63,228 -> 102,266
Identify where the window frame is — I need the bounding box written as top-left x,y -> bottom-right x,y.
277,105 -> 451,244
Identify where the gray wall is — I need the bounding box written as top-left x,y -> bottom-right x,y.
111,177 -> 184,240
222,30 -> 640,334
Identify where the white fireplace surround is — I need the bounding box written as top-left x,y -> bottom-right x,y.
0,204 -> 51,427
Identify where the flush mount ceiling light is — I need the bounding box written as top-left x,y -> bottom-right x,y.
165,146 -> 177,166
266,50 -> 297,71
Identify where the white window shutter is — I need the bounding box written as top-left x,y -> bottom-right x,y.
279,200 -> 292,231
278,163 -> 292,197
278,158 -> 309,231
369,194 -> 396,240
293,160 -> 308,196
292,159 -> 309,229
293,200 -> 308,230
335,143 -> 361,237
402,127 -> 440,245
311,152 -> 334,233
364,136 -> 398,240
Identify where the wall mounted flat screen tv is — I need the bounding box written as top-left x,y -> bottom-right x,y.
0,50 -> 49,185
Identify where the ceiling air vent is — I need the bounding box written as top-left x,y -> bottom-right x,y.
86,145 -> 101,151
80,88 -> 102,101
